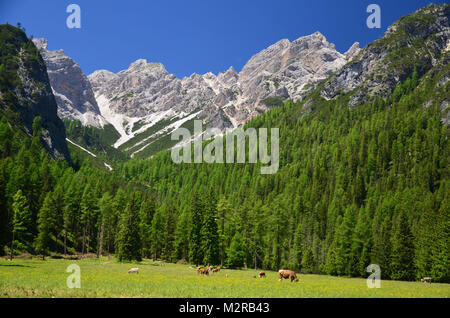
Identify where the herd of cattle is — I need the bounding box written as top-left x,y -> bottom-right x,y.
196,266 -> 299,282
128,266 -> 432,284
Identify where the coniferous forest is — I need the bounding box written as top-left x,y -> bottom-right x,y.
0,5 -> 449,284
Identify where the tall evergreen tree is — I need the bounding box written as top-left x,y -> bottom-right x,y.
150,205 -> 165,261
10,189 -> 32,259
139,197 -> 156,259
189,193 -> 203,266
35,192 -> 56,260
201,192 -> 220,265
391,210 -> 415,281
226,232 -> 245,269
116,192 -> 142,262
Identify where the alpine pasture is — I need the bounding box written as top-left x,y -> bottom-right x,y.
0,257 -> 449,298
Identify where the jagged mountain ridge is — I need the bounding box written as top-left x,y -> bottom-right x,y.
85,31 -> 358,156
32,3 -> 449,161
32,38 -> 108,128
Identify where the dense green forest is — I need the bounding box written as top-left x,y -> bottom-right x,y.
113,64 -> 449,282
0,7 -> 449,284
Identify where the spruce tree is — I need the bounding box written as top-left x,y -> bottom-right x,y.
10,189 -> 32,260
431,198 -> 450,283
162,203 -> 176,262
35,193 -> 56,259
188,193 -> 203,266
226,233 -> 245,268
335,206 -> 356,276
150,206 -> 165,261
173,209 -> 190,261
391,210 -> 415,281
116,193 -> 142,262
302,248 -> 316,274
139,197 -> 156,259
201,192 -> 219,265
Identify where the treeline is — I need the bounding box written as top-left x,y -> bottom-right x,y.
116,68 -> 449,283
0,116 -> 242,267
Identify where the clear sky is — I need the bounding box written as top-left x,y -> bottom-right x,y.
0,0 -> 447,78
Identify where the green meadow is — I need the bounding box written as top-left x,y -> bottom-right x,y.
0,257 -> 449,298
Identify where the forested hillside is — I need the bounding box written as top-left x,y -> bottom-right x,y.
117,60 -> 449,282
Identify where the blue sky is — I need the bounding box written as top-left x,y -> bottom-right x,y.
0,0 -> 447,78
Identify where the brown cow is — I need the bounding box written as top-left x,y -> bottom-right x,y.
212,267 -> 221,273
258,272 -> 266,278
278,270 -> 299,282
198,268 -> 209,276
421,277 -> 432,283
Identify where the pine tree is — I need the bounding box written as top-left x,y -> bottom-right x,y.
431,197 -> 450,283
80,183 -> 97,255
116,192 -> 142,262
226,233 -> 245,269
371,216 -> 392,279
139,197 -> 156,259
292,222 -> 304,271
173,209 -> 190,261
162,203 -> 177,262
201,192 -> 219,266
35,193 -> 56,260
97,192 -> 114,257
10,189 -> 32,259
301,246 -> 316,274
150,206 -> 165,261
335,206 -> 356,276
188,193 -> 203,266
216,197 -> 232,267
391,210 -> 415,281
414,195 -> 437,280
325,239 -> 338,275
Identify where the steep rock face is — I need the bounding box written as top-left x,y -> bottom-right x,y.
0,25 -> 70,161
33,38 -> 107,128
87,32 -> 355,154
234,32 -> 351,123
320,4 -> 449,105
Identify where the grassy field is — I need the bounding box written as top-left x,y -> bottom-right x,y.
0,257 -> 449,298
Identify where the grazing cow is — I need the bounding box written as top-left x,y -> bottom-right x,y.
128,268 -> 139,274
278,270 -> 299,282
212,268 -> 221,273
259,272 -> 266,278
198,268 -> 210,276
421,277 -> 432,283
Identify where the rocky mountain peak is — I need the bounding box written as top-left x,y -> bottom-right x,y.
344,42 -> 361,61
33,38 -> 107,128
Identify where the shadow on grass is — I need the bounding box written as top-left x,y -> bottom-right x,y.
0,264 -> 34,268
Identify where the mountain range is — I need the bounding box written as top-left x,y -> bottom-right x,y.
33,30 -> 361,158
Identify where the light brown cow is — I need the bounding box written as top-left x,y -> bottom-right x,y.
421,277 -> 432,283
258,272 -> 266,278
198,268 -> 209,276
278,269 -> 299,282
128,267 -> 139,274
212,267 -> 221,273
